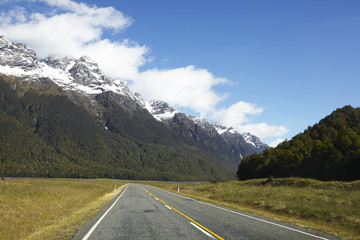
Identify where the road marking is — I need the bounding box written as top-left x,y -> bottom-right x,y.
190,222 -> 216,239
155,198 -> 159,200
142,187 -> 224,240
82,185 -> 128,240
147,185 -> 331,240
164,205 -> 171,210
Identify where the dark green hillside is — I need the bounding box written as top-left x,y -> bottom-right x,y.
94,91 -> 176,145
93,92 -> 243,174
0,74 -> 231,181
167,113 -> 241,170
238,106 -> 360,181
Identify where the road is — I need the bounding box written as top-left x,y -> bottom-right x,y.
72,184 -> 340,240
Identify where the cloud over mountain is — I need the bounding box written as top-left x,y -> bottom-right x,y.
211,101 -> 289,141
133,66 -> 228,116
0,0 -> 146,81
0,0 -> 289,145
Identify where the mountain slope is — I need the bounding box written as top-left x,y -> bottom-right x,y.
237,106 -> 360,181
241,132 -> 269,152
0,37 -> 236,180
0,36 -> 267,180
137,96 -> 268,160
212,123 -> 268,157
0,74 -> 231,180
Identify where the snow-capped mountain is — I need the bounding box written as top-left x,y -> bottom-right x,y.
0,36 -> 267,157
212,123 -> 269,155
134,92 -> 269,154
0,36 -> 41,74
212,123 -> 269,152
0,36 -> 274,180
0,36 -> 134,98
241,132 -> 269,152
212,122 -> 236,135
134,94 -> 179,121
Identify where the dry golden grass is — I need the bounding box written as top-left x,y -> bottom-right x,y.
2,178 -> 358,239
0,178 -> 126,240
152,178 -> 360,240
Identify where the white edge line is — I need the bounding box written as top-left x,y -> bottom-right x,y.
165,205 -> 171,210
190,222 -> 216,239
146,185 -> 330,240
82,185 -> 128,240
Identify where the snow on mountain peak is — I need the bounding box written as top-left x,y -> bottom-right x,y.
188,116 -> 209,129
0,36 -> 40,74
42,56 -> 76,71
0,36 -> 10,46
145,99 -> 178,121
133,92 -> 182,121
0,36 -> 268,154
0,36 -> 134,98
212,122 -> 232,135
241,132 -> 269,151
211,122 -> 269,151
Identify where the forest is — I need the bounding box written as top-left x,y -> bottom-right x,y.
238,105 -> 360,181
0,75 -> 231,181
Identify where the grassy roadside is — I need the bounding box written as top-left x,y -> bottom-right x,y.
0,178 -> 126,240
151,178 -> 360,240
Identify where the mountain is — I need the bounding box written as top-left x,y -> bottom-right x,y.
237,106 -> 360,181
0,36 -> 266,180
0,36 -> 134,97
135,95 -> 268,155
212,123 -> 268,156
134,96 -> 268,166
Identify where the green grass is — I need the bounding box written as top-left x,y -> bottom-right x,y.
152,178 -> 360,240
0,178 -> 126,240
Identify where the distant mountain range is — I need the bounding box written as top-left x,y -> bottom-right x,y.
0,36 -> 268,180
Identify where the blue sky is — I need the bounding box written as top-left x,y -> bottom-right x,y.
1,0 -> 359,146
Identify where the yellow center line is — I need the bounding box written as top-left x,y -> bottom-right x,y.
142,187 -> 224,240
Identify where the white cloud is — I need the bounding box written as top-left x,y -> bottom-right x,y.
0,6 -> 27,24
0,0 -> 290,142
269,138 -> 285,148
211,101 -> 289,140
40,0 -> 133,30
0,0 -> 144,80
238,123 -> 289,139
211,101 -> 263,126
132,66 -> 229,116
84,39 -> 148,81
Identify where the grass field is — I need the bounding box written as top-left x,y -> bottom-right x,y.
0,178 -> 125,240
1,178 -> 359,240
152,178 -> 360,240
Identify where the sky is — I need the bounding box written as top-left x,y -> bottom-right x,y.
0,0 -> 359,146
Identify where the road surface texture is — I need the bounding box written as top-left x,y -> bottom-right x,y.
72,184 -> 340,240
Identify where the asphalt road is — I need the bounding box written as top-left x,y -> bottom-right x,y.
72,184 -> 340,240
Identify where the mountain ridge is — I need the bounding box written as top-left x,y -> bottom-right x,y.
0,73 -> 232,180
0,36 -> 268,180
0,36 -> 267,153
